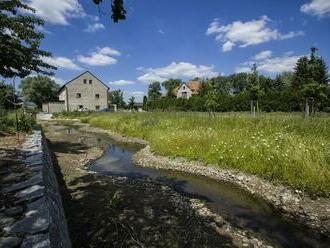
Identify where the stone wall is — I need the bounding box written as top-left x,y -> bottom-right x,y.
0,130 -> 71,247
42,102 -> 65,113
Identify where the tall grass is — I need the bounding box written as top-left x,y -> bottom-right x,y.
0,110 -> 35,133
56,111 -> 330,196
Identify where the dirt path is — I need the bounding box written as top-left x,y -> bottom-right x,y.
45,126 -> 240,247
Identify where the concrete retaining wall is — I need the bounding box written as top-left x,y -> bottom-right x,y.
0,130 -> 71,247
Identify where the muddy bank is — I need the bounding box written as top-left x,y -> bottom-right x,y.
133,146 -> 330,237
44,124 -> 270,247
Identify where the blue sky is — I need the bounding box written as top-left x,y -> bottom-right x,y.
25,0 -> 330,101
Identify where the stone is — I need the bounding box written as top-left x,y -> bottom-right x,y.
3,172 -> 28,182
3,206 -> 24,216
0,213 -> 15,226
25,160 -> 43,168
4,198 -> 49,235
15,185 -> 45,204
1,173 -> 43,194
24,153 -> 43,165
21,234 -> 50,248
0,237 -> 22,247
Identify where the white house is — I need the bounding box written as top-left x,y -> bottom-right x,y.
174,80 -> 202,99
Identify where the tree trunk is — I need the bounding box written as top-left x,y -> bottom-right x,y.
256,100 -> 259,113
304,98 -> 310,118
253,106 -> 256,118
250,100 -> 253,116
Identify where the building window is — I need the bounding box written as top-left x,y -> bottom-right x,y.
78,105 -> 83,109
183,85 -> 185,90
95,105 -> 100,111
83,79 -> 87,84
89,80 -> 92,84
182,92 -> 187,99
95,93 -> 100,99
76,93 -> 81,98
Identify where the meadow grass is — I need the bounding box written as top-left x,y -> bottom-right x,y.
57,111 -> 330,197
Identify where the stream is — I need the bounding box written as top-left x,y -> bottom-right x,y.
54,124 -> 329,248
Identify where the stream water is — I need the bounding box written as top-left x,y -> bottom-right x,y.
54,124 -> 329,248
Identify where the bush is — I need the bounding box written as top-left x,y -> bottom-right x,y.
0,109 -> 35,133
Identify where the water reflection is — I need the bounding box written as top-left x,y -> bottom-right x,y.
53,125 -> 330,248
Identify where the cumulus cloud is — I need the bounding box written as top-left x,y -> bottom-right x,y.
206,16 -> 304,52
254,50 -> 272,60
137,62 -> 219,84
235,51 -> 300,74
27,0 -> 85,25
109,80 -> 135,86
43,56 -> 81,70
84,23 -> 105,32
77,47 -> 121,66
301,0 -> 330,17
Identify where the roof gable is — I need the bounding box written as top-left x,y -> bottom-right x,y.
58,71 -> 109,93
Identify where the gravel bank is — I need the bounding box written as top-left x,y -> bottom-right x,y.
133,146 -> 330,237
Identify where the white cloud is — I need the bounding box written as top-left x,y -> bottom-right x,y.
77,46 -> 121,66
84,23 -> 105,32
254,50 -> 272,60
50,76 -> 66,85
222,41 -> 235,52
43,56 -> 81,70
158,29 -> 165,35
27,0 -> 85,25
258,55 -> 300,74
109,80 -> 135,86
125,91 -> 145,102
137,62 -> 219,84
206,16 -> 304,52
301,0 -> 330,17
235,52 -> 300,74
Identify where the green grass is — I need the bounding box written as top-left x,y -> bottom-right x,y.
55,111 -> 330,197
0,110 -> 35,133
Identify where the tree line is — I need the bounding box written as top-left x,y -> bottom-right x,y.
144,48 -> 330,117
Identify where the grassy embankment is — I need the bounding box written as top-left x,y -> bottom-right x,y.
53,111 -> 330,197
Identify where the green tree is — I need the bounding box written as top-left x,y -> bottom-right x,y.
293,47 -> 329,117
0,81 -> 16,110
162,79 -> 182,97
108,89 -> 126,108
0,0 -> 55,78
247,64 -> 263,116
148,82 -> 161,101
20,76 -> 60,107
128,96 -> 135,109
142,95 -> 148,109
92,0 -> 126,23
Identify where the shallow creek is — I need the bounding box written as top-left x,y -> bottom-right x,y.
52,124 -> 329,248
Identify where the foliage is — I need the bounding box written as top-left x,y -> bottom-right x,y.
144,49 -> 329,114
293,47 -> 329,116
20,75 -> 60,107
0,0 -> 55,78
162,79 -> 182,97
247,64 -> 263,101
0,81 -> 16,109
0,109 -> 35,133
128,96 -> 135,109
59,112 -> 330,197
148,82 -> 161,101
92,0 -> 126,23
108,89 -> 126,108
